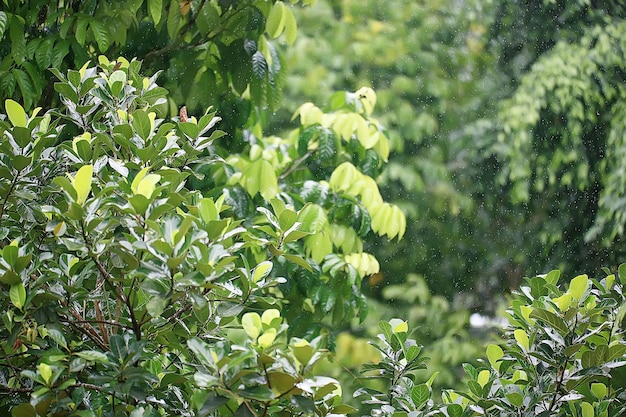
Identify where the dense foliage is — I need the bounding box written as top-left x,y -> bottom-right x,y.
284,0 -> 626,304
357,268 -> 626,417
1,0 -> 626,416
0,56 -> 403,415
0,0 -> 315,141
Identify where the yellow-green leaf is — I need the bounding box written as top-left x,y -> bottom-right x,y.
148,0 -> 162,25
10,282 -> 26,310
553,293 -> 573,311
356,87 -> 377,116
244,159 -> 263,197
477,370 -> 490,387
131,167 -> 150,193
5,99 -> 27,127
283,6 -> 297,45
266,1 -> 286,39
259,160 -> 278,200
198,198 -> 219,223
242,312 -> 262,340
252,261 -> 273,283
39,363 -> 52,385
258,328 -> 277,348
291,338 -> 314,365
569,274 -> 589,301
71,165 -> 93,205
591,383 -> 607,400
391,319 -> 408,334
486,344 -> 503,370
581,401 -> 594,417
136,174 -> 160,198
514,329 -> 529,351
261,308 -> 280,326
329,162 -> 359,193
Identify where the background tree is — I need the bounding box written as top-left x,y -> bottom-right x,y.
483,1 -> 626,276
0,0 -> 316,144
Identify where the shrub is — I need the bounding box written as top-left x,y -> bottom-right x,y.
0,57 -> 403,416
357,267 -> 626,416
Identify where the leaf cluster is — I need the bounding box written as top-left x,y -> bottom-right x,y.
0,56 -> 403,416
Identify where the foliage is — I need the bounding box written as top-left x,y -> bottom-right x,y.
0,57 -> 403,415
280,0 -> 518,301
0,0 -> 316,141
495,17 -> 626,247
380,275 -> 482,391
469,2 -> 626,280
357,267 -> 626,416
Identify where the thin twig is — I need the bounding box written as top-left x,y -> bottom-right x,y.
278,150 -> 316,181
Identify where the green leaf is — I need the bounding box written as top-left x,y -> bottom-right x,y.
332,405 -> 358,414
446,404 -> 463,417
298,204 -> 327,233
11,403 -> 37,417
544,269 -> 560,285
71,165 -> 93,205
3,244 -> 18,267
146,296 -> 167,317
619,263 -> 626,285
75,350 -> 110,363
75,18 -> 89,46
35,38 -> 54,69
188,338 -> 216,368
0,12 -> 7,39
240,386 -> 275,401
266,1 -> 286,39
12,69 -> 35,110
252,51 -> 268,79
10,283 -> 26,310
5,99 -> 27,127
411,384 -> 430,409
166,0 -> 181,39
317,127 -> 337,163
283,254 -> 313,271
278,209 -> 298,230
530,307 -> 569,335
506,392 -> 524,407
283,6 -> 297,45
54,82 -> 79,103
47,328 -> 68,349
132,109 -> 152,140
148,0 -> 162,25
9,16 -> 26,65
259,160 -> 278,200
90,21 -> 110,53
197,2 -> 220,35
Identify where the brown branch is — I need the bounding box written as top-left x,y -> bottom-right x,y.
93,257 -> 142,341
73,382 -> 126,401
59,304 -> 108,351
0,170 -> 21,230
143,0 -> 208,63
278,149 -> 316,181
58,316 -> 134,331
94,299 -> 109,346
0,386 -> 34,394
